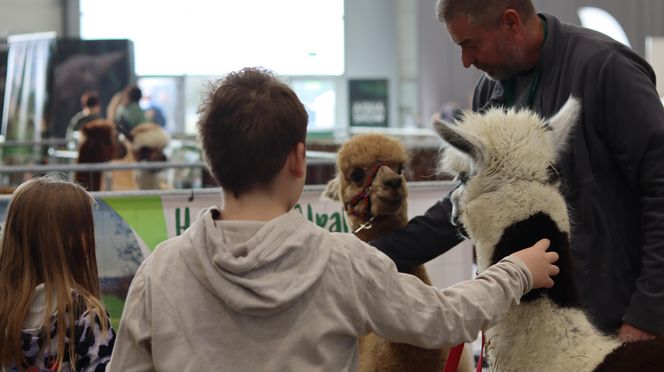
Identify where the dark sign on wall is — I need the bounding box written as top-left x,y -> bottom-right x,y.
349,79 -> 388,127
49,39 -> 135,138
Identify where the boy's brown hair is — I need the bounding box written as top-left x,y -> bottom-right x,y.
197,67 -> 308,196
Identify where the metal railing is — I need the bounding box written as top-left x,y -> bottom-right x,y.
0,138 -> 69,147
0,161 -> 206,173
0,153 -> 338,189
0,161 -> 207,190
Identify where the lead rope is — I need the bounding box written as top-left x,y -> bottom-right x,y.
477,331 -> 485,372
442,331 -> 485,372
353,216 -> 377,234
443,344 -> 464,372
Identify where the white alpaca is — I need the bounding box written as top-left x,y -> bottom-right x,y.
131,123 -> 170,190
434,98 -> 662,372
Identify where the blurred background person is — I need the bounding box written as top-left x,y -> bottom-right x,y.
66,90 -> 102,142
115,84 -> 147,138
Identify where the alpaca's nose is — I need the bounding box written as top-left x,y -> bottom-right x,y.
383,177 -> 402,189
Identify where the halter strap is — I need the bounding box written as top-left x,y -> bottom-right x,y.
344,162 -> 385,223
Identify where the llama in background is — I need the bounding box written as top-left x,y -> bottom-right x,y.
75,119 -> 117,191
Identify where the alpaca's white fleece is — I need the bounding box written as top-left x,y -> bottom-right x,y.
465,181 -> 621,372
486,298 -> 620,372
462,181 -> 569,272
440,99 -> 622,372
131,123 -> 170,149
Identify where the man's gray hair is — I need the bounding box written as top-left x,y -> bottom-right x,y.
436,0 -> 536,26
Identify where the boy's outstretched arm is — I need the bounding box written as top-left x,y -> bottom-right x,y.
354,238 -> 558,349
369,197 -> 464,271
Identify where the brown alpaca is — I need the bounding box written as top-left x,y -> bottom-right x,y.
324,133 -> 472,372
75,119 -> 117,191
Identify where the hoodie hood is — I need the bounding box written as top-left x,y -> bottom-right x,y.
180,208 -> 331,317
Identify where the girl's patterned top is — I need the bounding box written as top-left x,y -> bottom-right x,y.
5,295 -> 115,372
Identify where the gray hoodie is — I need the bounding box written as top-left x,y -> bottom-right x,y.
108,207 -> 533,372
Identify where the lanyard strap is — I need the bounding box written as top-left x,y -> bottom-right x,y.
503,17 -> 548,108
503,68 -> 542,108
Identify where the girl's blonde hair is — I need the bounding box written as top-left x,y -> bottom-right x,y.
0,176 -> 108,371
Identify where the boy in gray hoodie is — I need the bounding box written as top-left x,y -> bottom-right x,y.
107,67 -> 559,372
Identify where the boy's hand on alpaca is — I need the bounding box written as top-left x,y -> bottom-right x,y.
511,239 -> 559,289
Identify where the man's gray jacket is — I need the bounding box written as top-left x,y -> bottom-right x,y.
373,13 -> 664,335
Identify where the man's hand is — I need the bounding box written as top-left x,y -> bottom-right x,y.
618,323 -> 656,343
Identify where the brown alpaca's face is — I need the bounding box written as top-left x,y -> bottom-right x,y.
336,134 -> 409,223
344,162 -> 406,218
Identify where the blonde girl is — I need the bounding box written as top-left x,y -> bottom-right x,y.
0,177 -> 115,371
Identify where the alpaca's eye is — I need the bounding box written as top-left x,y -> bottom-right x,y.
396,165 -> 404,175
350,168 -> 365,183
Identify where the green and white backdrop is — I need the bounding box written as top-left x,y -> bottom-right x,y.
0,182 -> 466,329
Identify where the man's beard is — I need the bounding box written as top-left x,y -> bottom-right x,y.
479,41 -> 527,81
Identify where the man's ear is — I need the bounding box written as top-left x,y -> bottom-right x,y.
501,9 -> 522,33
289,142 -> 306,177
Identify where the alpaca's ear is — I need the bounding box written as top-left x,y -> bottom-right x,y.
433,119 -> 485,167
322,176 -> 341,201
544,96 -> 581,156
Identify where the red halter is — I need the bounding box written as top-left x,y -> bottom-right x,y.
344,162 -> 385,225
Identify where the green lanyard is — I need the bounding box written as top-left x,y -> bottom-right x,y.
503,18 -> 548,108
503,69 -> 542,108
